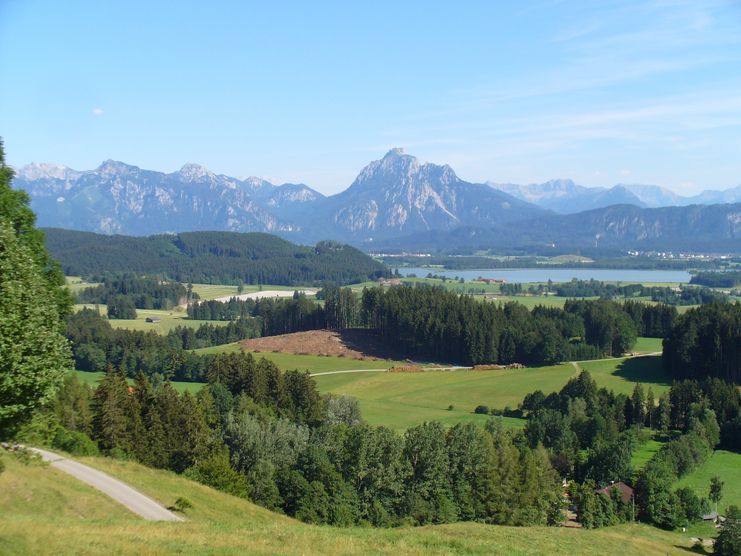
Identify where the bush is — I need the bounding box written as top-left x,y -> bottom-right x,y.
52,428 -> 99,457
474,405 -> 489,415
171,497 -> 193,513
184,454 -> 249,498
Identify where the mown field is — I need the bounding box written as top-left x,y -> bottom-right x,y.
313,354 -> 671,430
0,453 -> 697,555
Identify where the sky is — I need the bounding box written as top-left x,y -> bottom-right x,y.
1,0 -> 741,195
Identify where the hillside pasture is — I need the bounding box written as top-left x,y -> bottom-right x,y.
0,453 -> 696,555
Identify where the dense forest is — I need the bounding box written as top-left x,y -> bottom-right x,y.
44,228 -> 389,286
357,286 -> 675,365
663,302 -> 741,383
690,270 -> 741,288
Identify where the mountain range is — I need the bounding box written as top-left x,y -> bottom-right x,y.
12,149 -> 541,241
12,150 -> 741,253
489,179 -> 741,214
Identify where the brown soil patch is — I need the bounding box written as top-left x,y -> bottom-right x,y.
239,329 -> 398,360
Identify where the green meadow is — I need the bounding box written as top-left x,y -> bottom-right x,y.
676,450 -> 741,509
313,354 -> 671,430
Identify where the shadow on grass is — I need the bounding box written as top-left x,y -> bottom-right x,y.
673,544 -> 711,555
613,356 -> 672,388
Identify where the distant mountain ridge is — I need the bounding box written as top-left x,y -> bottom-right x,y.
13,149 -> 545,241
371,202 -> 741,254
14,160 -> 324,235
488,179 -> 741,213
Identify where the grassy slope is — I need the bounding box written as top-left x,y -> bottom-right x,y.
676,450 -> 741,509
0,454 -> 695,555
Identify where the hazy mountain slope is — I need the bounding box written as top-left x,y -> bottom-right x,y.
13,161 -> 322,235
370,203 -> 741,253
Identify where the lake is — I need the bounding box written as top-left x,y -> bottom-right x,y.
400,267 -> 692,284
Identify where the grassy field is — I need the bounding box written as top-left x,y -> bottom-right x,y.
190,283 -> 310,300
314,354 -> 672,430
0,452 -> 696,555
632,337 -> 663,354
576,355 -> 671,397
676,450 -> 741,509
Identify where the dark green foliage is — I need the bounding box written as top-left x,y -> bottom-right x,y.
107,295 -> 137,319
715,505 -> 741,556
0,190 -> 72,433
675,487 -> 708,524
360,286 -> 638,366
0,141 -> 72,320
188,292 -> 326,336
184,452 -> 250,498
208,353 -> 324,425
691,271 -> 741,288
663,302 -> 741,383
44,228 -> 389,286
721,416 -> 741,451
51,428 -> 99,456
79,273 -> 191,310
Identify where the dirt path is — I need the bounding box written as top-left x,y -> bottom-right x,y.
30,448 -> 183,522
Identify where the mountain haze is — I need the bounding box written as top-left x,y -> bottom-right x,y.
489,179 -> 741,213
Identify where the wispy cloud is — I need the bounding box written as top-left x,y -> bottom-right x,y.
92,107 -> 104,117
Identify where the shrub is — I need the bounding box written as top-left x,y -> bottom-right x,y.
474,405 -> 490,415
171,497 -> 193,513
184,454 -> 249,498
52,429 -> 99,457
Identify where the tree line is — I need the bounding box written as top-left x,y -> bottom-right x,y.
546,278 -> 728,305
78,273 -> 195,312
359,286 -> 644,365
690,271 -> 741,288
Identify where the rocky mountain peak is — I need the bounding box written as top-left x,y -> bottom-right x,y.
177,163 -> 214,182
15,162 -> 79,181
97,159 -> 138,176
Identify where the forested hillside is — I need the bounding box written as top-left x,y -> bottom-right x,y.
43,229 -> 389,285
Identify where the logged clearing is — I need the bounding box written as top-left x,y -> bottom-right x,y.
240,329 -> 400,360
0,453 -> 696,555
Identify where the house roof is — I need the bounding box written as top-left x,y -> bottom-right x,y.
595,482 -> 634,504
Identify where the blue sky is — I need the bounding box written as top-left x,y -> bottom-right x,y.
1,0 -> 740,195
